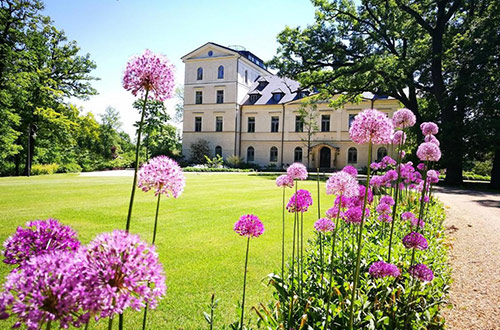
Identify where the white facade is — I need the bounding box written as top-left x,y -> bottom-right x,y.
181,42 -> 401,169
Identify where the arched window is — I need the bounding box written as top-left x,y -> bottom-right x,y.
215,146 -> 222,157
377,147 -> 387,162
218,65 -> 224,79
270,146 -> 278,162
294,147 -> 303,162
247,146 -> 255,162
197,67 -> 203,80
348,147 -> 357,164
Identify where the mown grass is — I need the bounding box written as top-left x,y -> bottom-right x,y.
0,173 -> 331,329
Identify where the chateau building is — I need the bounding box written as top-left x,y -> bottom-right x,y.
181,42 -> 401,169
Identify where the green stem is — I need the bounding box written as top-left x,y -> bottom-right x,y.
317,167 -> 321,219
108,317 -> 113,330
289,211 -> 297,325
324,193 -> 343,329
152,193 -> 162,245
282,187 -> 285,281
46,320 -> 51,330
240,237 -> 250,330
300,212 -> 304,298
387,137 -> 404,263
84,321 -> 89,330
118,314 -> 123,330
348,142 -> 373,330
125,88 -> 149,232
319,232 -> 324,296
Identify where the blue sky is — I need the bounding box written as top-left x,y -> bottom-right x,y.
42,0 -> 317,136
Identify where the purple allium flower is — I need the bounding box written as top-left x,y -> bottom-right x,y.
392,108 -> 416,129
417,163 -> 426,171
325,206 -> 338,219
403,232 -> 429,250
369,261 -> 401,278
380,195 -> 395,206
424,134 -> 440,146
287,189 -> 313,213
427,170 -> 440,184
138,155 -> 185,197
2,219 -> 80,267
383,170 -> 398,182
401,211 -> 416,222
376,203 -> 391,215
378,213 -> 392,223
342,165 -> 358,178
392,130 -> 407,145
410,217 -> 425,229
122,49 -> 175,101
286,163 -> 308,180
82,231 -> 166,319
314,218 -> 335,233
348,184 -> 374,207
409,264 -> 434,282
420,122 -> 439,136
1,251 -> 89,329
416,142 -> 442,162
349,109 -> 394,145
234,214 -> 264,238
326,171 -> 359,198
370,162 -> 381,170
370,175 -> 384,188
382,156 -> 397,166
342,206 -> 369,225
334,195 -> 349,210
275,174 -> 294,188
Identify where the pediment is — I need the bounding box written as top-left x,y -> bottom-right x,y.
181,42 -> 237,61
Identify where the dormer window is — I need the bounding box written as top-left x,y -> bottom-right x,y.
197,67 -> 203,80
273,93 -> 283,102
249,93 -> 261,104
258,80 -> 268,90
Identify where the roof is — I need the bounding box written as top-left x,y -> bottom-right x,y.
242,75 -> 304,105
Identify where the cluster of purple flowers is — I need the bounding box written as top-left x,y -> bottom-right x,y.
287,189 -> 313,213
326,171 -> 360,198
0,220 -> 166,329
286,163 -> 308,180
409,264 -> 434,282
349,109 -> 394,145
402,232 -> 429,250
314,218 -> 335,233
233,214 -> 265,238
368,261 -> 401,278
370,156 -> 397,171
275,174 -> 294,188
392,108 -> 417,129
138,155 -> 186,198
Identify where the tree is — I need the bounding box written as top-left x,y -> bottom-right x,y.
271,0 -> 498,185
173,87 -> 184,123
297,99 -> 320,168
189,139 -> 210,164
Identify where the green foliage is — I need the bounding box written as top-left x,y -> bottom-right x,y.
183,167 -> 254,173
226,155 -> 243,168
57,162 -> 82,173
190,139 -> 211,164
31,163 -> 59,175
205,154 -> 224,168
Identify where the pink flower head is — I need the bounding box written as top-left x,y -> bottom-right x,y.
420,122 -> 439,136
342,206 -> 369,225
382,156 -> 396,166
401,211 -> 416,222
383,169 -> 398,182
138,155 -> 185,197
392,130 -> 407,145
369,261 -> 401,278
1,251 -> 89,329
123,49 -> 175,101
286,163 -> 308,180
234,214 -> 264,238
82,230 -> 166,319
326,171 -> 359,198
342,165 -> 358,178
417,163 -> 426,171
349,109 -> 394,145
409,264 -> 434,282
287,189 -> 313,213
427,170 -> 439,184
2,219 -> 80,267
314,218 -> 335,233
348,184 -> 374,207
392,108 -> 416,129
325,206 -> 337,219
417,142 -> 441,162
424,134 -> 440,146
380,195 -> 395,206
403,232 -> 428,250
275,174 -> 294,188
370,175 -> 384,188
370,162 -> 381,170
376,202 -> 391,214
410,217 -> 425,229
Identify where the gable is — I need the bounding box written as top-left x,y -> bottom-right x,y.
181,42 -> 237,62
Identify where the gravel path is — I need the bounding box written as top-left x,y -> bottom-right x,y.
434,186 -> 500,330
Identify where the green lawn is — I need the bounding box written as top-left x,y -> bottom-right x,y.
0,173 -> 331,329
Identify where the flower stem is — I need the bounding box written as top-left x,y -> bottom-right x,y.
317,167 -> 321,219
300,212 -> 304,298
46,320 -> 51,330
348,142 -> 373,330
108,317 -> 113,330
240,237 -> 250,330
152,193 -> 162,245
319,232 -> 324,296
125,88 -> 149,232
282,187 -> 285,282
118,314 -> 123,330
387,137 -> 404,263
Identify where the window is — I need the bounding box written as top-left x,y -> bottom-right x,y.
348,147 -> 357,164
295,116 -> 304,132
294,147 -> 303,162
215,116 -> 223,132
270,147 -> 278,162
197,67 -> 203,80
273,93 -> 283,102
195,117 -> 202,132
247,117 -> 255,132
218,65 -> 224,79
348,114 -> 356,128
247,146 -> 255,162
377,147 -> 387,162
216,90 -> 224,104
215,146 -> 222,157
271,116 -> 279,132
195,91 -> 203,104
321,115 -> 330,132
249,94 -> 260,103
245,70 -> 248,83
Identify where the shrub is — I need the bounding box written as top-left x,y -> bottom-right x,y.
31,163 -> 59,175
58,163 -> 82,173
182,167 -> 254,172
204,155 -> 224,168
190,139 -> 210,164
226,155 -> 243,168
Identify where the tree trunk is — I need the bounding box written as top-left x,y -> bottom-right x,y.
441,101 -> 464,185
491,146 -> 500,189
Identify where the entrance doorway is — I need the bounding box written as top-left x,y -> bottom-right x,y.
320,147 -> 331,168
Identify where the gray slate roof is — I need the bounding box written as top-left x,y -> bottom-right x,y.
242,75 -> 305,105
